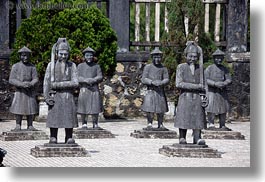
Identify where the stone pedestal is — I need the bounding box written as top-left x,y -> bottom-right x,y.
73,127 -> 115,139
202,128 -> 245,140
130,127 -> 178,139
159,143 -> 222,158
30,143 -> 90,157
0,130 -> 49,141
37,96 -> 48,122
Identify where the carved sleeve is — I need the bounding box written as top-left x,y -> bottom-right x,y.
86,65 -> 103,84
223,68 -> 232,86
176,64 -> 202,91
55,63 -> 79,89
205,66 -> 216,87
30,66 -> 39,87
9,64 -> 24,88
160,67 -> 169,85
141,65 -> 153,85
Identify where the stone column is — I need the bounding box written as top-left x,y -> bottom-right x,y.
0,0 -> 9,50
226,0 -> 249,120
109,0 -> 130,51
226,0 -> 248,52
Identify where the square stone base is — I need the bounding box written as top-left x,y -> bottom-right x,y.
30,143 -> 90,157
0,130 -> 49,141
73,127 -> 115,139
159,143 -> 222,158
202,129 -> 245,140
130,127 -> 178,139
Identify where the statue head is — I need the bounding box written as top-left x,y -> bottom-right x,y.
56,38 -> 70,62
150,47 -> 163,66
82,46 -> 95,63
184,41 -> 200,65
212,49 -> 225,66
18,46 -> 32,64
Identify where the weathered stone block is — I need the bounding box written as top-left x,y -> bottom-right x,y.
202,129 -> 245,140
130,127 -> 178,139
73,127 -> 115,139
0,130 -> 49,141
30,143 -> 90,157
159,143 -> 222,158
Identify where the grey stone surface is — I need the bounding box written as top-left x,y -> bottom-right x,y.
31,143 -> 90,158
0,119 -> 250,167
202,130 -> 245,140
131,128 -> 178,139
73,128 -> 115,139
0,0 -> 9,50
159,144 -> 222,158
227,0 -> 248,52
109,0 -> 130,51
0,130 -> 48,141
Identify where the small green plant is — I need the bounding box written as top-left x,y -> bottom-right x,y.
11,2 -> 118,78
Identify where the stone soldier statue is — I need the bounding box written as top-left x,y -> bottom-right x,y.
77,46 -> 103,129
174,42 -> 206,145
9,46 -> 39,131
205,49 -> 232,129
141,47 -> 169,129
43,38 -> 79,144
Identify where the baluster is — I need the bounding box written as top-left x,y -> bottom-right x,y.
155,2 -> 160,42
214,3 -> 221,42
135,2 -> 140,50
204,3 -> 209,33
145,3 -> 150,51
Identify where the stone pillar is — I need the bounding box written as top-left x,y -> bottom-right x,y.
226,0 -> 249,120
0,0 -> 9,50
226,0 -> 248,52
109,0 -> 130,51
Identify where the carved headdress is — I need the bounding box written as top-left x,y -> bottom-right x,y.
18,46 -> 32,54
82,46 -> 95,55
184,41 -> 200,56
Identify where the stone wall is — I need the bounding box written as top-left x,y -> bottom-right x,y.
227,52 -> 250,121
102,52 -> 148,119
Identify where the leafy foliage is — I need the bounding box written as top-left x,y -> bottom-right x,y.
11,1 -> 118,78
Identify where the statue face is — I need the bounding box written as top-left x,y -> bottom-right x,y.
58,50 -> 69,62
152,54 -> 162,65
186,52 -> 198,64
213,55 -> 224,65
84,52 -> 94,63
20,53 -> 30,63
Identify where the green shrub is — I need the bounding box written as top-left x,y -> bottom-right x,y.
11,2 -> 118,78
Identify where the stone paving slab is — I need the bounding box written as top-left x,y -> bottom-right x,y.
0,119 -> 250,167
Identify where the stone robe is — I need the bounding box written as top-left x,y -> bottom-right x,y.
174,63 -> 206,129
43,60 -> 79,128
141,63 -> 169,113
77,62 -> 103,114
9,61 -> 38,115
204,64 -> 231,114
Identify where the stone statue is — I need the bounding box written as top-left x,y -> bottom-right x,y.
43,38 -> 79,144
174,42 -> 206,145
9,46 -> 39,131
77,46 -> 103,129
141,47 -> 169,129
205,49 -> 232,129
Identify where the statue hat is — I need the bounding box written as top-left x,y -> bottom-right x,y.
82,46 -> 95,54
150,47 -> 163,55
56,38 -> 71,51
18,46 -> 32,54
184,41 -> 200,55
212,48 -> 225,56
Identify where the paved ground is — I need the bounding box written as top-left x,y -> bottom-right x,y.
0,118 -> 250,167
